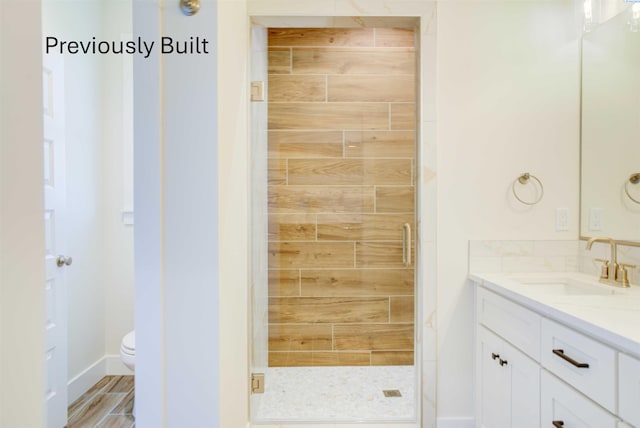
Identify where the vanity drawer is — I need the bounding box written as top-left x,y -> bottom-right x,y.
541,370 -> 617,428
541,318 -> 616,413
619,353 -> 640,428
477,287 -> 541,361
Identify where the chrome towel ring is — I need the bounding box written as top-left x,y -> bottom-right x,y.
512,172 -> 544,205
624,173 -> 640,205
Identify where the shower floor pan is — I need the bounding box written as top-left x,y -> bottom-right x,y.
254,365 -> 416,422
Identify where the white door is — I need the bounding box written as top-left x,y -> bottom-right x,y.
43,53 -> 68,428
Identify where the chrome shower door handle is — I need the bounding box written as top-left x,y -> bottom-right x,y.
402,223 -> 411,267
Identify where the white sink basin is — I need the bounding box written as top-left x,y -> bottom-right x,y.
508,277 -> 618,296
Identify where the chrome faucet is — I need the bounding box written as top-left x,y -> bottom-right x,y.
585,237 -> 636,287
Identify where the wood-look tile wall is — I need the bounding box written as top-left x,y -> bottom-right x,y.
267,28 -> 416,367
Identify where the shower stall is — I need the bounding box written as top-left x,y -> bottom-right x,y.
250,22 -> 421,424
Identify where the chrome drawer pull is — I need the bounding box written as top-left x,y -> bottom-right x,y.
552,421 -> 564,428
552,349 -> 589,368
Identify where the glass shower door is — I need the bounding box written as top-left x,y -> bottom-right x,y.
251,25 -> 418,423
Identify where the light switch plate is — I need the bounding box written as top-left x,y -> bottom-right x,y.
589,208 -> 603,231
556,208 -> 569,231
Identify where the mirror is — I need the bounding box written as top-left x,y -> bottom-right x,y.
581,2 -> 640,240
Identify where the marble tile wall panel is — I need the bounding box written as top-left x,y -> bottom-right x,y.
468,239 -> 640,285
469,240 -> 580,274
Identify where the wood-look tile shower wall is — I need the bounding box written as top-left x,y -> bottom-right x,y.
267,28 -> 416,367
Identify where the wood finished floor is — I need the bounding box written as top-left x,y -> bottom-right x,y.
67,375 -> 134,428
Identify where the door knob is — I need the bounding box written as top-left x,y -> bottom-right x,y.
56,255 -> 72,267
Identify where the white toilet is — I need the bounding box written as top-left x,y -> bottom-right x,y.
120,330 -> 135,371
120,330 -> 135,417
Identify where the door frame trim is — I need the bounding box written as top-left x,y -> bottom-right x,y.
246,8 -> 439,425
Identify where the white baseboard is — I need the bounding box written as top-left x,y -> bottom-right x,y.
67,355 -> 134,404
67,357 -> 107,404
106,354 -> 134,375
437,417 -> 475,428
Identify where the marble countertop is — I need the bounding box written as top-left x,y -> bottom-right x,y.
469,271 -> 640,358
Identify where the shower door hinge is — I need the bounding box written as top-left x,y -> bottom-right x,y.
250,81 -> 265,102
251,373 -> 265,394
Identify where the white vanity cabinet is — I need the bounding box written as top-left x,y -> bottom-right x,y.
541,318 -> 616,413
619,353 -> 640,427
476,287 -> 541,360
474,279 -> 640,428
476,288 -> 541,428
541,370 -> 618,428
477,326 -> 540,428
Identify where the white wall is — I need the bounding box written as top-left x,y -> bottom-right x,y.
437,0 -> 580,419
218,1 -> 250,426
0,0 -> 46,425
132,0 -> 164,423
133,0 -> 220,425
101,0 -> 135,358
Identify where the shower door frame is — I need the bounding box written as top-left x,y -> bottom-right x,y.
248,12 -> 438,427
